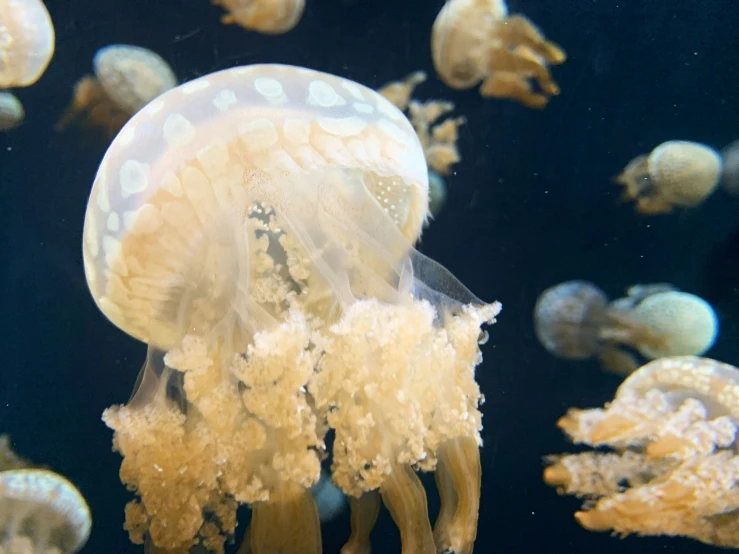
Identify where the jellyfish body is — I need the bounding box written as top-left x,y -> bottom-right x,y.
0,92 -> 24,131
57,44 -> 176,139
0,0 -> 55,87
544,356 -> 739,547
431,0 -> 566,108
614,140 -> 723,214
0,469 -> 91,554
83,64 -> 499,554
720,139 -> 739,196
214,0 -> 305,34
534,281 -> 719,375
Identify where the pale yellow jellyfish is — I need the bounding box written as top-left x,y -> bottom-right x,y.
431,0 -> 566,108
57,44 -> 177,139
0,435 -> 29,471
720,139 -> 739,196
614,140 -> 723,215
0,92 -> 24,131
0,0 -> 55,88
82,63 -> 500,554
544,356 -> 739,547
214,0 -> 305,34
534,281 -> 719,375
379,71 -> 466,177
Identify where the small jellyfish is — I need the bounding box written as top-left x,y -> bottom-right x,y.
214,0 -> 305,34
380,71 -> 466,176
0,0 -> 55,87
534,281 -> 719,375
431,0 -> 566,108
83,64 -> 499,554
0,92 -> 24,131
428,169 -> 448,217
614,140 -> 723,215
0,437 -> 91,554
719,139 -> 739,196
57,44 -> 177,139
544,356 -> 739,547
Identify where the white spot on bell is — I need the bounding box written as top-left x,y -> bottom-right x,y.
106,212 -> 120,232
163,113 -> 196,146
181,79 -> 211,95
353,102 -> 373,114
213,89 -> 237,112
317,116 -> 367,137
308,80 -> 345,108
254,77 -> 285,101
120,160 -> 150,198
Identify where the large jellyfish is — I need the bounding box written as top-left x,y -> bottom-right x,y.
534,281 -> 718,375
431,0 -> 566,108
0,0 -> 55,88
57,44 -> 177,139
544,356 -> 739,547
82,64 -> 500,554
614,140 -> 723,215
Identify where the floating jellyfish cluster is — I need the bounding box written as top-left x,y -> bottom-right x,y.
4,0 -> 739,552
0,435 -> 91,554
534,281 -> 719,375
544,356 -> 739,548
83,64 -> 499,554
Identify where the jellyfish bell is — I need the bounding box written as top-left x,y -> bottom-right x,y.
83,64 -> 499,554
0,0 -> 55,88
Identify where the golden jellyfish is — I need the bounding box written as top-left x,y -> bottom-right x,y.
534,281 -> 719,375
544,356 -> 739,547
57,44 -> 177,139
614,140 -> 723,215
720,139 -> 739,196
0,92 -> 24,131
379,71 -> 466,177
82,63 -> 500,554
0,0 -> 55,88
214,0 -> 305,34
0,436 -> 91,554
431,0 -> 566,109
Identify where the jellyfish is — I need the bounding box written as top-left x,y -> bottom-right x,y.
0,0 -> 55,88
0,92 -> 24,131
428,169 -> 448,217
82,63 -> 500,554
614,140 -> 723,215
213,0 -> 305,34
534,281 -> 718,375
431,0 -> 566,108
544,356 -> 739,547
379,71 -> 466,177
719,139 -> 739,196
0,436 -> 91,554
57,44 -> 177,139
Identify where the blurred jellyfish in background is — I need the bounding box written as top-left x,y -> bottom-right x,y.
431,0 -> 566,108
311,470 -> 347,524
379,71 -> 464,218
614,140 -> 723,215
0,435 -> 91,554
82,64 -> 499,554
57,44 -> 177,139
719,139 -> 739,196
534,281 -> 719,375
214,0 -> 305,34
0,0 -> 55,88
544,356 -> 739,548
0,92 -> 24,131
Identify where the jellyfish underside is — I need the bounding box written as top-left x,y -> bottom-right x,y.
544,356 -> 739,547
56,76 -> 131,139
101,163 -> 496,554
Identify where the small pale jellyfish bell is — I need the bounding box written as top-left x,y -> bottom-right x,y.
0,0 -> 55,88
534,281 -> 719,375
431,0 -> 566,108
213,0 -> 305,34
719,139 -> 739,196
0,92 -> 24,131
82,63 -> 499,554
614,140 -> 723,215
544,356 -> 739,547
57,44 -> 177,139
